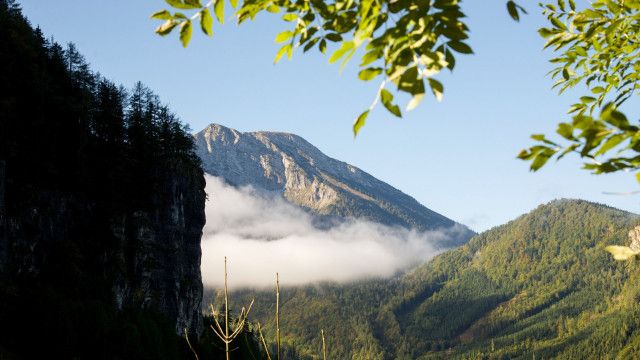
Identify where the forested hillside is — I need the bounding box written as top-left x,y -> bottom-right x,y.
0,1 -> 210,358
223,200 -> 640,359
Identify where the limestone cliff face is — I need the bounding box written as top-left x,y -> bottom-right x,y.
194,123 -> 474,247
0,159 -> 205,335
0,161 -> 6,272
110,161 -> 206,334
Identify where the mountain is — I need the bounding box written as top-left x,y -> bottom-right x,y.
221,199 -> 640,359
193,123 -> 474,246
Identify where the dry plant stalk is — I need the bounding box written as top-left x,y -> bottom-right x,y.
276,272 -> 281,360
185,259 -> 330,360
257,322 -> 272,360
321,329 -> 327,360
209,257 -> 255,360
255,273 -> 280,360
184,328 -> 200,360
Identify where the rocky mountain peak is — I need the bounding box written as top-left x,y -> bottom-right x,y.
194,123 -> 475,248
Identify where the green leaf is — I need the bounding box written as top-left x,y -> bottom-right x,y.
319,39 -> 327,54
353,110 -> 370,137
165,0 -> 201,10
303,37 -> 320,52
274,44 -> 292,63
517,149 -> 534,160
559,0 -> 569,11
282,13 -> 297,22
507,1 -> 520,21
605,245 -> 640,260
179,20 -> 193,47
397,66 -> 419,93
329,41 -> 355,64
214,0 -> 225,24
530,152 -> 552,171
275,31 -> 293,44
230,0 -> 238,9
303,38 -> 320,52
550,16 -> 567,30
406,93 -> 425,111
445,48 -> 456,71
380,89 -> 402,117
447,41 -> 473,54
361,49 -> 382,67
151,10 -> 173,20
567,103 -> 586,114
325,33 -> 343,42
595,134 -> 625,156
557,123 -> 574,140
286,43 -> 293,60
358,67 -> 382,81
156,20 -> 178,36
200,8 -> 213,36
428,78 -> 444,102
538,27 -> 555,38
531,134 -> 559,146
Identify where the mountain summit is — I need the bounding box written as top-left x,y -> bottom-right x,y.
193,123 -> 474,247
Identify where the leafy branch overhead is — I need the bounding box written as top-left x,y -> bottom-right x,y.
519,0 -> 640,181
152,0 -> 524,136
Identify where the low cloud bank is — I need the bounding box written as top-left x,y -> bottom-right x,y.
201,175 -> 462,288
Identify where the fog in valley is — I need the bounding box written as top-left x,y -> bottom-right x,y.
201,175 -> 464,288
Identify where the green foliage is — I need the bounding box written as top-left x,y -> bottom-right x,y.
520,0 -> 640,182
151,0 -> 491,135
506,0 -> 527,21
149,0 -> 640,183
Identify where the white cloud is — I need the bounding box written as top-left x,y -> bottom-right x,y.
201,175 -> 463,288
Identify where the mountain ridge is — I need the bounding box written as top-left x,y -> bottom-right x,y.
194,123 -> 474,247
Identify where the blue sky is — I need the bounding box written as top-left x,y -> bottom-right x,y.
18,0 -> 640,231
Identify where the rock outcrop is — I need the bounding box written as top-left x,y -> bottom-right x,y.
194,123 -> 474,247
0,159 -> 206,334
110,161 -> 206,334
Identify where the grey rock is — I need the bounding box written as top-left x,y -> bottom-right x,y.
0,159 -> 205,335
194,123 -> 474,247
0,160 -> 5,271
109,164 -> 205,334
